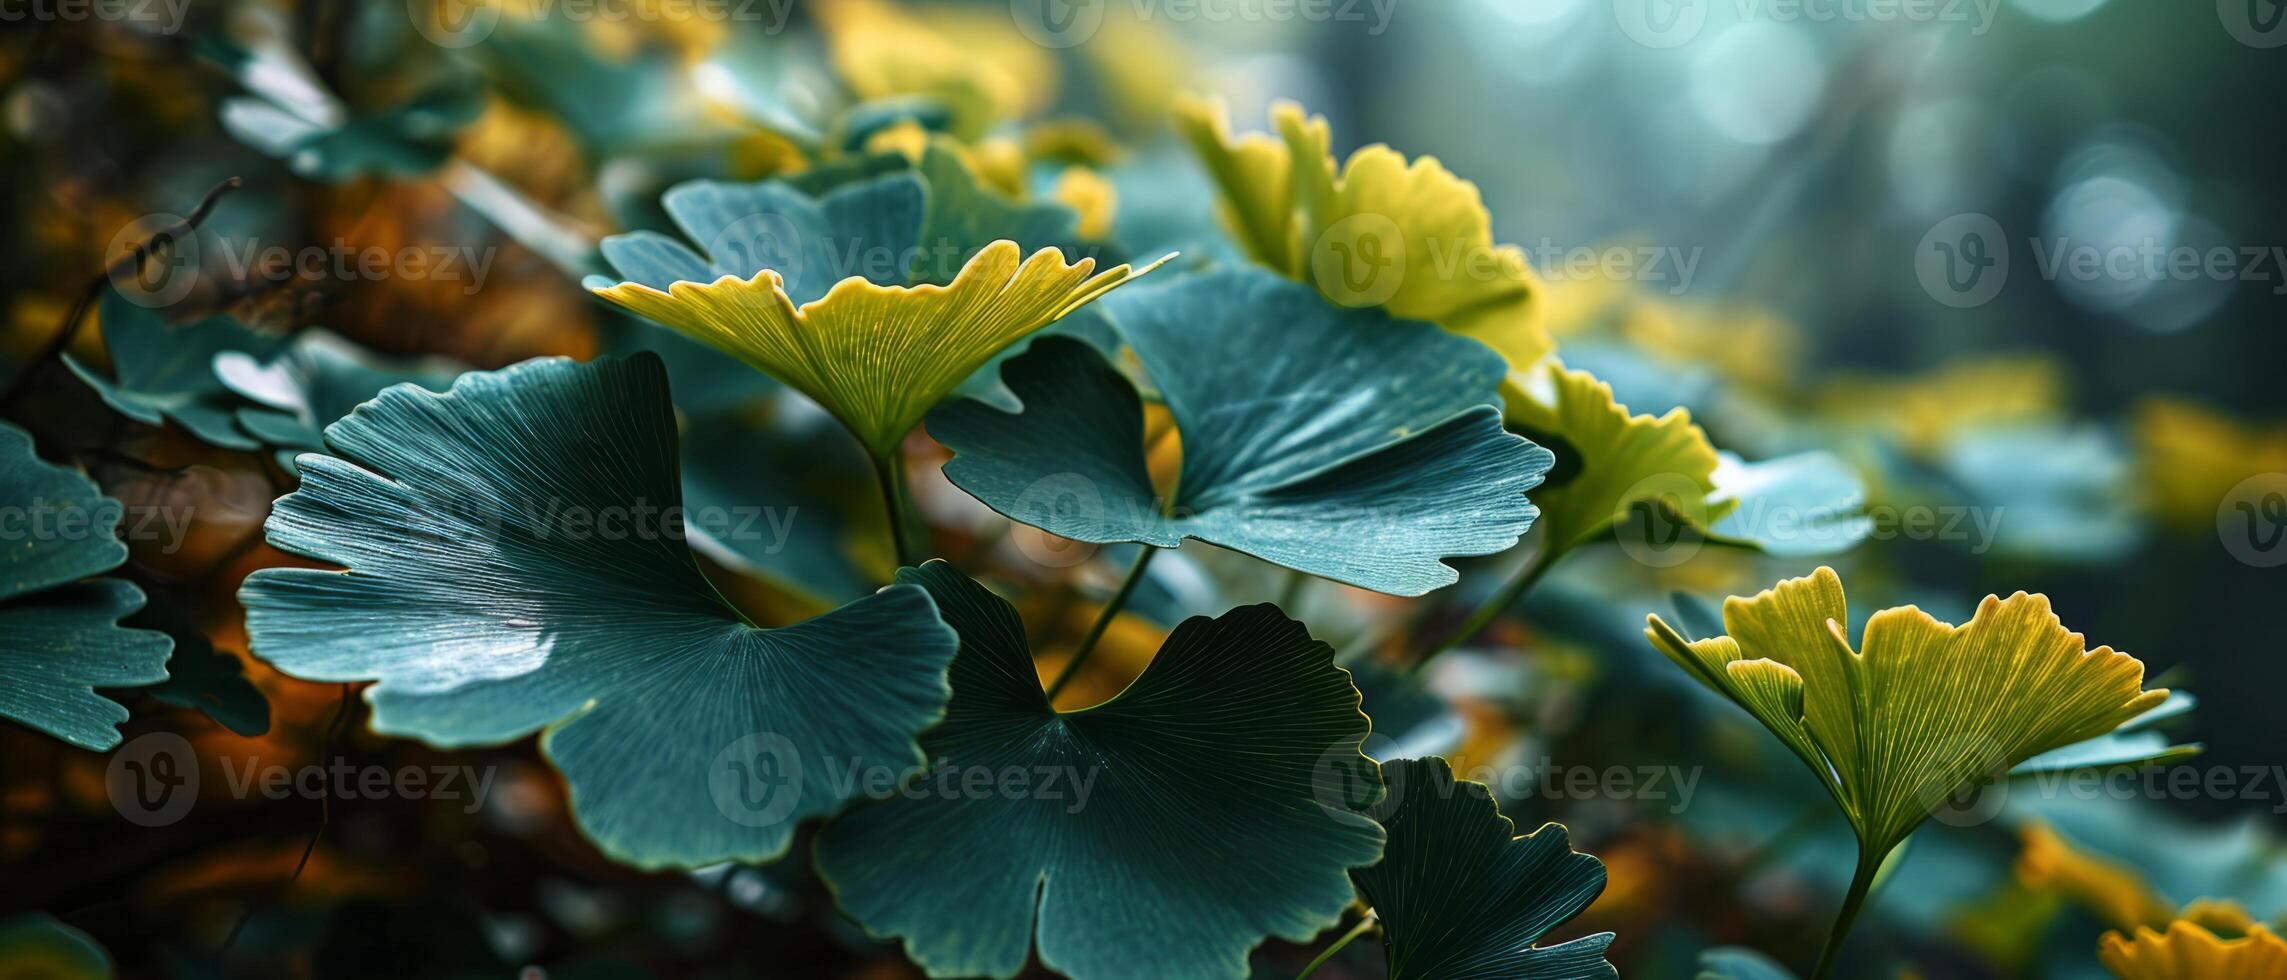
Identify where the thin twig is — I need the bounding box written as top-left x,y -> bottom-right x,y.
0,177 -> 244,412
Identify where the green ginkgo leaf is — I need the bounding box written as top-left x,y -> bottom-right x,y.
209,28 -> 479,184
1356,757 -> 1617,979
215,329 -> 464,473
64,290 -> 284,452
814,560 -> 1385,980
237,354 -> 959,868
140,598 -> 271,738
1505,363 -> 1727,559
2012,690 -> 2200,775
1702,451 -> 1872,556
1173,96 -> 1550,371
1,422 -> 171,750
929,268 -> 1552,597
588,168 -> 1165,460
1644,567 -> 2170,858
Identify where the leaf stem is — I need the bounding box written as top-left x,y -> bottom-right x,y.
1044,546 -> 1158,703
1409,545 -> 1567,674
871,450 -> 915,570
1295,911 -> 1377,979
1810,847 -> 1883,980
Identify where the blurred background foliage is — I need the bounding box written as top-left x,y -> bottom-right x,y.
1,0 -> 2283,977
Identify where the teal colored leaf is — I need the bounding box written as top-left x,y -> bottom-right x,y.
1703,451 -> 1871,556
1356,757 -> 1616,979
1696,947 -> 1797,980
216,329 -> 464,473
814,560 -> 1385,980
0,913 -> 112,978
63,290 -> 283,451
929,269 -> 1551,596
237,354 -> 958,868
220,80 -> 478,183
911,142 -> 1100,284
680,407 -> 884,606
2013,690 -> 2201,775
140,599 -> 270,737
1,422 -> 171,750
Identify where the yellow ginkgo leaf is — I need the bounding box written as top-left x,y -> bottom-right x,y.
2099,922 -> 2287,980
1050,166 -> 1117,241
1645,567 -> 2169,859
1174,95 -> 1552,370
1818,355 -> 2065,455
2133,397 -> 2287,531
2016,822 -> 2175,931
1505,363 -> 1726,558
592,240 -> 1158,458
816,0 -> 1054,138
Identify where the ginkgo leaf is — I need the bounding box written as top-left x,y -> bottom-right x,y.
2099,922 -> 2287,980
588,167 -> 1163,461
2012,691 -> 2199,775
595,240 -> 1156,458
138,598 -> 271,738
238,354 -> 959,868
1,422 -> 171,751
0,914 -> 112,979
813,560 -> 1385,980
929,268 -> 1551,596
1695,947 -> 1797,980
1355,757 -> 1617,979
216,329 -> 464,473
64,289 -> 284,452
1506,363 -> 1727,559
1174,96 -> 1550,370
1703,451 -> 1872,556
1644,567 -> 2170,857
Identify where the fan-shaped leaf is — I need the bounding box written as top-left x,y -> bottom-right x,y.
1,422 -> 171,750
1645,567 -> 2170,856
216,329 -> 464,473
2099,921 -> 2287,979
1505,363 -> 1726,558
64,290 -> 283,451
1174,96 -> 1549,370
814,560 -> 1384,980
238,354 -> 959,868
1356,757 -> 1616,979
929,268 -> 1550,596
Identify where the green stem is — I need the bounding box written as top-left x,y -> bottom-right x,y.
1295,912 -> 1377,979
1409,546 -> 1568,674
1810,847 -> 1883,980
1044,546 -> 1158,703
871,451 -> 915,570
